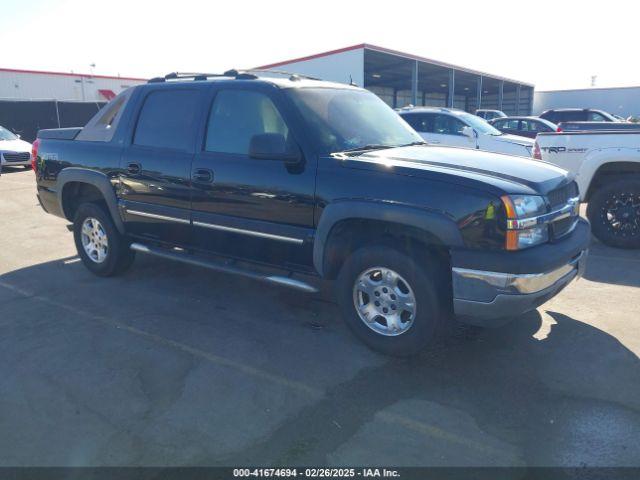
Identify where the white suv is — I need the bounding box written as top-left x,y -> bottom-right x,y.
399,107 -> 533,157
0,126 -> 32,170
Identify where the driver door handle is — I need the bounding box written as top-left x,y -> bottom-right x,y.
193,168 -> 214,183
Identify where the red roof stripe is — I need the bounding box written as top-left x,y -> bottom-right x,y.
0,67 -> 146,82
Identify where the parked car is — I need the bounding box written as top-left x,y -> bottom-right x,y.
534,130 -> 640,248
0,126 -> 32,171
475,109 -> 506,121
33,71 -> 589,355
539,108 -> 619,124
489,116 -> 558,138
399,107 -> 534,157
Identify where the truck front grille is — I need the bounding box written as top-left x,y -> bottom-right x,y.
2,152 -> 30,163
548,181 -> 579,209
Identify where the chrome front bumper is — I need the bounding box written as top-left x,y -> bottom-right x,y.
452,249 -> 588,325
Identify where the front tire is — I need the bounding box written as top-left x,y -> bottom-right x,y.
587,177 -> 640,249
73,203 -> 135,276
336,245 -> 446,356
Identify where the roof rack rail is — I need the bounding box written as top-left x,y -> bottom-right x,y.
147,72 -> 232,83
245,69 -> 323,81
146,69 -> 322,84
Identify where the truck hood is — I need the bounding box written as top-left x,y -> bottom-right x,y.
0,138 -> 31,153
351,145 -> 570,196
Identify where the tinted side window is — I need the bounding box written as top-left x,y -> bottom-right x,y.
205,90 -> 289,155
133,90 -> 200,150
502,119 -> 520,130
528,120 -> 548,132
588,111 -> 607,121
433,114 -> 465,135
403,113 -> 434,133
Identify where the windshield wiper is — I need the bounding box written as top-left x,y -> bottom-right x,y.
332,144 -> 395,155
395,141 -> 428,147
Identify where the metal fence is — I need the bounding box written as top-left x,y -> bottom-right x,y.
0,100 -> 105,143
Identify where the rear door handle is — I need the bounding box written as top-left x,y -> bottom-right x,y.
193,168 -> 214,183
127,162 -> 141,174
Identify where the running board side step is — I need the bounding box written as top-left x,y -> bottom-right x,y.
130,243 -> 319,293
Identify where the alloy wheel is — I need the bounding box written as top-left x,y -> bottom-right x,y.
80,217 -> 109,263
353,267 -> 417,336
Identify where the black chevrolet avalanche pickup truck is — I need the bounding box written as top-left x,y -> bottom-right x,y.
33,71 -> 590,355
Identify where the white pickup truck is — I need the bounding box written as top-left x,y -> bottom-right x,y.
534,131 -> 640,248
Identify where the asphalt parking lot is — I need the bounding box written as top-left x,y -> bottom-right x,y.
1,167 -> 639,469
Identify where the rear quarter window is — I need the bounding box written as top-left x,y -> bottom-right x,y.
75,88 -> 133,142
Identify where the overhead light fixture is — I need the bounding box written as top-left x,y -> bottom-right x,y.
372,73 -> 381,78
484,90 -> 489,94
440,83 -> 447,87
464,87 -> 469,91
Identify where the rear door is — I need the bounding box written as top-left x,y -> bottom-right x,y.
119,87 -> 206,244
402,113 -> 434,140
189,84 -> 316,268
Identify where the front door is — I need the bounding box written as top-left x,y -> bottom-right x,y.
119,87 -> 205,245
189,85 -> 316,268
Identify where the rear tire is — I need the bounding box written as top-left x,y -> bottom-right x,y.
587,177 -> 640,249
336,245 -> 446,356
73,203 -> 135,276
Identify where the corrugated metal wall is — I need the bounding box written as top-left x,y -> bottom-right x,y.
0,70 -> 145,102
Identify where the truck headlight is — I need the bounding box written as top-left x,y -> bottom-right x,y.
508,195 -> 546,218
501,195 -> 549,250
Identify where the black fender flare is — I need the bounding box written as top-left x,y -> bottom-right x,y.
313,200 -> 464,276
57,168 -> 125,233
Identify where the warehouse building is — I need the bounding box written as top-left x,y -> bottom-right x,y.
258,43 -> 534,115
0,67 -> 146,102
533,86 -> 640,118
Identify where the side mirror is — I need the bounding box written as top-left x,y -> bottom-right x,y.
461,126 -> 477,139
16,134 -> 21,139
249,133 -> 301,164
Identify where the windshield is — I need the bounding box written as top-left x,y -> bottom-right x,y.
286,88 -> 423,154
456,112 -> 503,135
0,126 -> 18,141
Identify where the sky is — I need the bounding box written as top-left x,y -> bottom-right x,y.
1,0 -> 637,91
